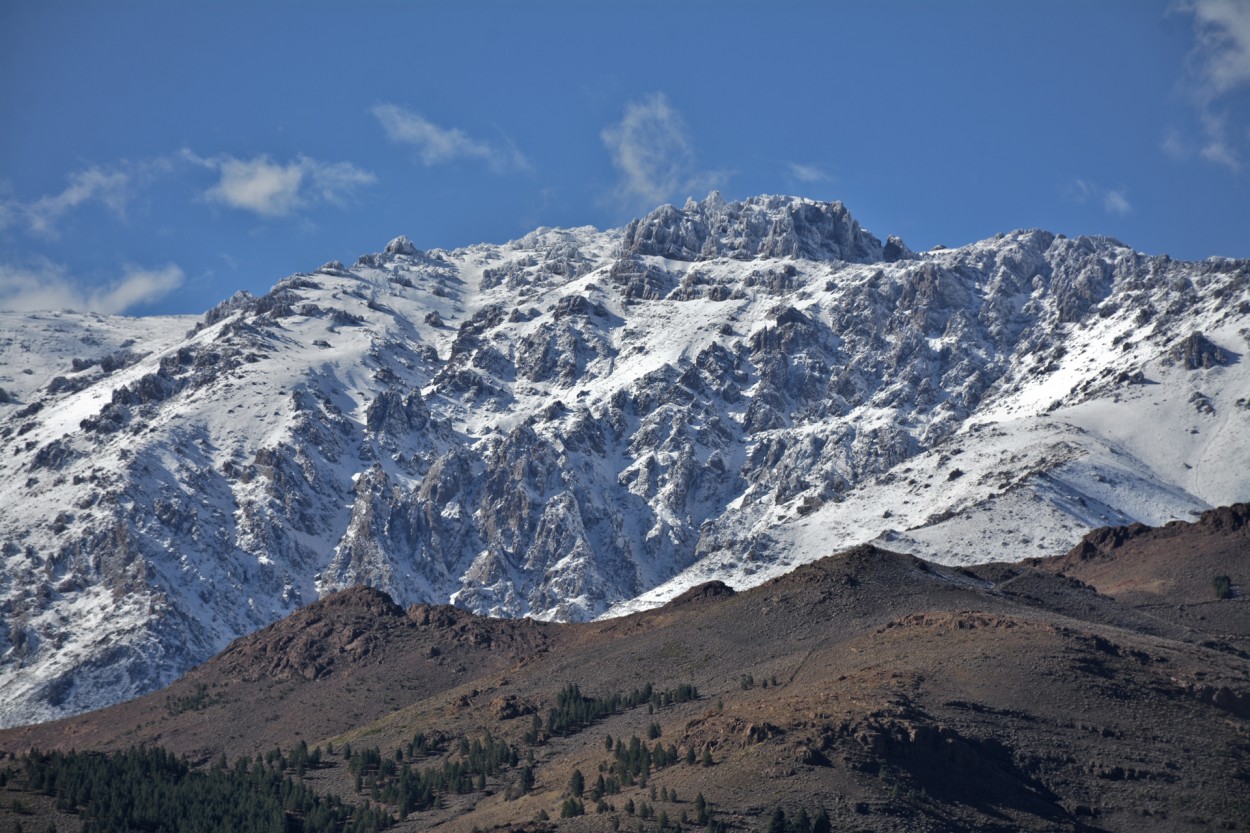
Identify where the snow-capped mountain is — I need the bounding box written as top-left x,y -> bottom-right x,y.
2,193 -> 1247,727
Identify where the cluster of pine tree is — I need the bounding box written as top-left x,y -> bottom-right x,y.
739,673 -> 779,690
767,807 -> 833,833
261,739 -> 322,777
610,735 -> 677,786
7,681 -> 712,832
18,746 -> 390,833
588,733 -> 710,797
345,733 -> 517,818
529,682 -> 700,742
163,682 -> 216,716
622,791 -> 727,833
402,730 -> 445,759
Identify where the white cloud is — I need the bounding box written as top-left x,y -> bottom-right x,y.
0,164 -> 149,238
601,93 -> 723,209
93,266 -> 185,314
787,162 -> 831,183
0,260 -> 184,314
1066,179 -> 1095,203
1185,0 -> 1250,96
1066,179 -> 1133,216
372,103 -> 530,172
1174,0 -> 1250,171
207,157 -> 304,216
1197,108 -> 1242,170
184,151 -> 376,217
1,152 -> 372,232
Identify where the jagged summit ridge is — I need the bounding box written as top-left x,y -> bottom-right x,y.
1,193 -> 1248,727
622,192 -> 886,263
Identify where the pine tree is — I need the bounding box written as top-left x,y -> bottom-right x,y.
570,768 -> 585,797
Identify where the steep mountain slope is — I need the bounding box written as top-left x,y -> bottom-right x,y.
2,193 -> 1248,726
2,510 -> 1247,832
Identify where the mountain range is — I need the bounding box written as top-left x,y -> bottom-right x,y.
1,193 -> 1248,727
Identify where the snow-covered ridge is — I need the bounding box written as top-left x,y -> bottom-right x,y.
2,192 -> 1248,726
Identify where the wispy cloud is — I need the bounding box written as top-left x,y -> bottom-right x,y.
0,260 -> 184,314
787,162 -> 832,184
1173,0 -> 1250,171
372,103 -> 530,172
1102,189 -> 1132,216
0,151 -> 371,232
601,93 -> 723,209
183,151 -> 376,218
1065,179 -> 1133,216
0,160 -> 170,238
1161,127 -> 1191,160
1184,0 -> 1250,96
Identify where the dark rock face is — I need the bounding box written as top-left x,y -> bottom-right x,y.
1170,331 -> 1233,369
669,580 -> 736,605
882,235 -> 914,262
1067,522 -> 1155,560
365,387 -> 430,438
1065,502 -> 1250,562
30,438 -> 76,471
1200,502 -> 1250,531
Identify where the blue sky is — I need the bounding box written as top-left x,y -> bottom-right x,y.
1,0 -> 1248,316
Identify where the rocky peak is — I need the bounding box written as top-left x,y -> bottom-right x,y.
883,235 -> 915,262
385,235 -> 419,257
311,584 -> 406,618
622,193 -> 887,263
214,585 -> 406,682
